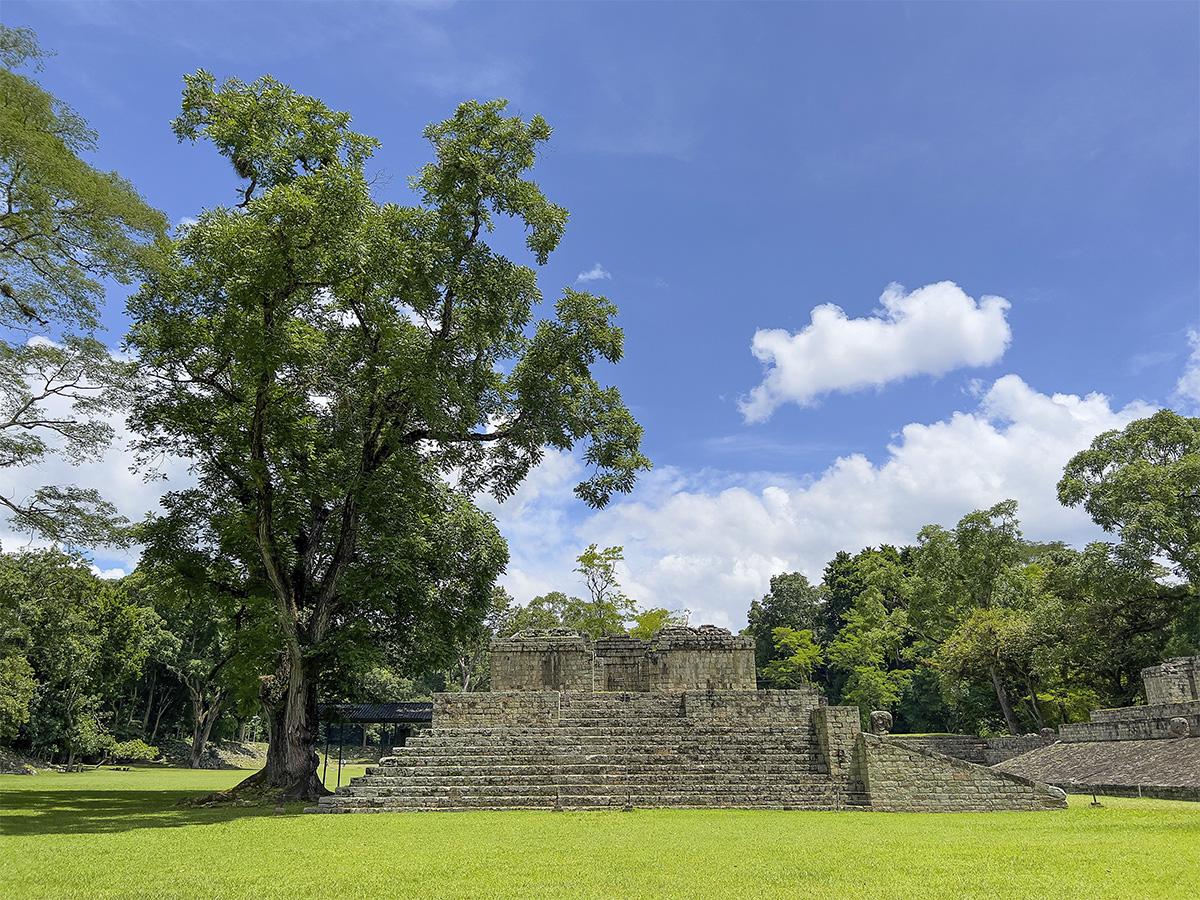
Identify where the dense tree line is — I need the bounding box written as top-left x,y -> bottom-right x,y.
746,411 -> 1200,734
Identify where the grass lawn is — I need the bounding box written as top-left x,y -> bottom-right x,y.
2,766 -> 1199,898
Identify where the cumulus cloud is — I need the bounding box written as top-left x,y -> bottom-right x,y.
739,281 -> 1012,422
1174,330 -> 1200,409
489,375 -> 1153,629
576,263 -> 612,283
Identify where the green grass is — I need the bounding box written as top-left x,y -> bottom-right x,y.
2,766 -> 1199,898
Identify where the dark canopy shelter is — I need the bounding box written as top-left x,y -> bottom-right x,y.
317,702 -> 434,788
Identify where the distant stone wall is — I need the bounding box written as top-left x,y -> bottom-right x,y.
996,736 -> 1200,801
682,687 -> 821,724
894,734 -> 1056,765
434,691 -> 561,728
1142,657 -> 1200,705
489,630 -> 594,692
860,735 -> 1067,811
1058,700 -> 1200,743
646,626 -> 757,691
594,635 -> 650,691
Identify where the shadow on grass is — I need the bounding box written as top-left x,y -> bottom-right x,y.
0,789 -> 306,836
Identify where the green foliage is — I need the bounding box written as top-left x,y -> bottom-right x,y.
0,550 -> 163,762
108,738 -> 159,762
760,627 -> 823,688
745,572 -> 826,667
0,652 -> 35,740
503,592 -> 566,635
827,587 -> 913,718
572,545 -> 636,637
127,75 -> 646,793
1058,409 -> 1200,585
629,607 -> 689,640
0,26 -> 165,545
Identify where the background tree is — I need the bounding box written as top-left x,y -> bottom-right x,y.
127,75 -> 648,800
572,544 -> 636,637
125,565 -> 274,767
760,627 -> 823,688
910,500 -> 1031,735
745,571 -> 826,668
448,586 -> 517,692
1058,410 -> 1200,585
629,606 -> 689,640
0,26 -> 165,544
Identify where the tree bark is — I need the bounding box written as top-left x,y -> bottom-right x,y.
989,664 -> 1021,735
233,654 -> 328,801
188,687 -> 224,769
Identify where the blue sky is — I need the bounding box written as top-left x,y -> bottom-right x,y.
6,1 -> 1199,625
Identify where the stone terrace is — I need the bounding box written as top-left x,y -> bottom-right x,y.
313,626 -> 1065,814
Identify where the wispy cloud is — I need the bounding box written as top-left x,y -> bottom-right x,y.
1174,330 -> 1200,409
576,263 -> 611,283
1126,348 -> 1177,375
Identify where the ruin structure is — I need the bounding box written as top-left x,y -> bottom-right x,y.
997,655 -> 1200,801
313,626 -> 1065,813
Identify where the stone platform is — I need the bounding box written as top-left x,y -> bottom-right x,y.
996,655 -> 1200,801
312,627 -> 1064,814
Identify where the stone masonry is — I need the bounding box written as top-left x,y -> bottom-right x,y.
490,629 -> 595,692
997,655 -> 1200,801
313,626 -> 1064,814
1141,656 -> 1200,705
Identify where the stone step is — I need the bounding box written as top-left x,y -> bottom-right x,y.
338,779 -> 836,798
348,772 -> 830,789
314,791 -> 865,812
379,758 -> 830,772
367,761 -> 824,778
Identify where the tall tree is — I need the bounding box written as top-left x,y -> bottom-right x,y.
745,572 -> 827,668
0,26 -> 165,544
910,500 -> 1028,734
127,75 -> 648,799
573,544 -> 636,637
1058,410 -> 1200,585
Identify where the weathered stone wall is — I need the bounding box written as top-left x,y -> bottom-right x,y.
489,630 -> 594,692
682,687 -> 821,723
813,706 -> 866,803
1058,700 -> 1200,742
861,734 -> 1066,811
594,635 -> 650,691
893,734 -> 1056,765
996,736 -> 1200,802
434,691 -> 561,728
646,626 -> 757,691
1142,656 -> 1200,705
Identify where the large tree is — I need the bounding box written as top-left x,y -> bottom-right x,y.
0,26 -> 165,544
127,74 -> 648,799
1058,409 -> 1200,585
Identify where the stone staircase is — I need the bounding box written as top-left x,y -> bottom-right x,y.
313,692 -> 864,812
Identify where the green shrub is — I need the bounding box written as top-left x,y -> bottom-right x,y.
108,739 -> 159,762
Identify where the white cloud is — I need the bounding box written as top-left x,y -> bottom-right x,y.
576,263 -> 612,283
739,281 -> 1012,422
0,395 -> 194,567
89,564 -> 128,580
1174,330 -> 1200,409
489,375 -> 1153,630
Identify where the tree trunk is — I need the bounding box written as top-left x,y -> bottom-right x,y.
1022,673 -> 1045,728
233,655 -> 328,801
189,688 -> 224,769
989,664 -> 1021,735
